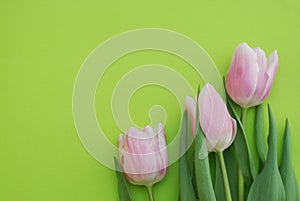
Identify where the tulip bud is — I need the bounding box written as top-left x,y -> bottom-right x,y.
186,84 -> 237,152
226,42 -> 278,108
118,124 -> 168,187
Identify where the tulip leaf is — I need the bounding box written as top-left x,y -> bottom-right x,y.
279,119 -> 299,201
114,157 -> 134,201
188,150 -> 199,200
209,153 -> 216,187
187,118 -> 198,197
226,98 -> 257,183
194,98 -> 216,201
215,145 -> 238,201
247,105 -> 285,201
178,111 -> 198,201
255,104 -> 267,163
224,146 -> 238,201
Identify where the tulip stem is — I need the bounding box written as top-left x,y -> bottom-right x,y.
146,185 -> 155,201
241,108 -> 248,125
238,107 -> 247,201
218,151 -> 232,201
238,165 -> 244,201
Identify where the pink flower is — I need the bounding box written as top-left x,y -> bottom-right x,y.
226,42 -> 278,108
118,124 -> 168,186
186,84 -> 237,152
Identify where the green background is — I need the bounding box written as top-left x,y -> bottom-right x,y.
1,0 -> 300,200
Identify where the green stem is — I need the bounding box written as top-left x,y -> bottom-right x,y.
146,185 -> 154,201
218,151 -> 232,201
241,108 -> 248,125
238,165 -> 244,201
238,107 -> 248,201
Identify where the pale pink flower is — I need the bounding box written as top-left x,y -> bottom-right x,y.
118,124 -> 168,186
226,42 -> 278,108
186,84 -> 237,152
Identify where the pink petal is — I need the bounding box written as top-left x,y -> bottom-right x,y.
119,124 -> 168,185
185,96 -> 197,135
214,116 -> 237,151
199,84 -> 227,151
126,127 -> 141,138
253,47 -> 267,70
247,48 -> 269,106
143,125 -> 157,139
226,42 -> 259,108
260,50 -> 278,101
157,123 -> 167,153
118,134 -> 124,150
154,124 -> 168,182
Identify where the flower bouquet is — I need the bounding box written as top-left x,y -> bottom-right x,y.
114,43 -> 299,201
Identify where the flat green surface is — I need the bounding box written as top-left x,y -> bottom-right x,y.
1,0 -> 300,200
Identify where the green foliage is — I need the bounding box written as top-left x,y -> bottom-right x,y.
209,153 -> 216,189
178,111 -> 198,201
247,105 -> 285,201
255,104 -> 268,164
215,146 -> 238,201
194,119 -> 217,201
279,119 -> 299,201
178,91 -> 298,201
227,98 -> 257,184
114,157 -> 134,201
194,86 -> 216,201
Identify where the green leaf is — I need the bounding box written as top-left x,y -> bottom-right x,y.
279,119 -> 299,201
195,97 -> 216,201
247,105 -> 285,201
224,146 -> 238,201
178,111 -> 198,201
188,150 -> 199,200
226,98 -> 257,182
186,114 -> 198,198
114,157 -> 134,201
209,153 -> 216,188
255,104 -> 267,163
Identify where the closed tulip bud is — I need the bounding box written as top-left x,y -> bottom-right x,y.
118,124 -> 168,187
186,84 -> 237,152
226,42 -> 278,108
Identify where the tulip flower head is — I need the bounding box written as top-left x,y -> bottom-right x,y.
226,42 -> 278,108
118,124 -> 168,187
186,84 -> 237,152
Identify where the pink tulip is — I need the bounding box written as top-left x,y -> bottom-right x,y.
226,42 -> 278,108
186,84 -> 237,152
118,124 -> 168,186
